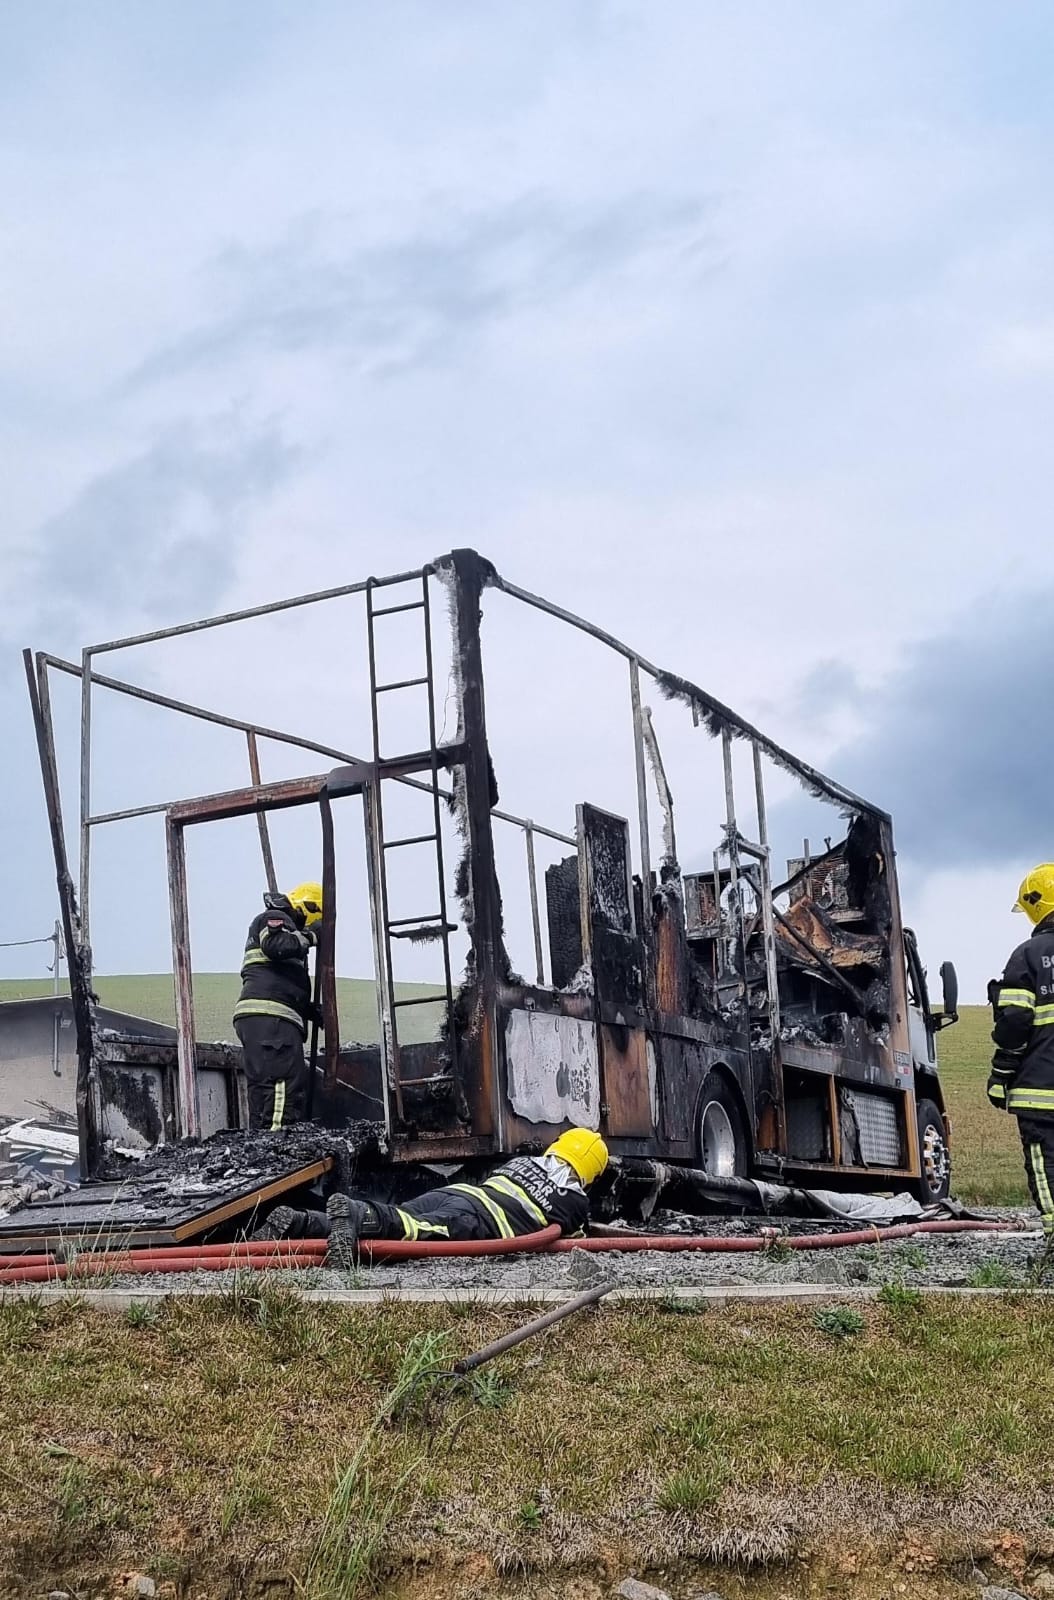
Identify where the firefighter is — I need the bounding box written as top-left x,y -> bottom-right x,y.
988,863 -> 1054,1245
233,882 -> 323,1130
253,1127 -> 609,1260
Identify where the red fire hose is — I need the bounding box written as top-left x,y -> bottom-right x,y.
0,1217 -> 1017,1286
547,1218 -> 1011,1252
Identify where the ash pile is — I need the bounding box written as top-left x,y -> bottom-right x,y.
99,1120 -> 386,1206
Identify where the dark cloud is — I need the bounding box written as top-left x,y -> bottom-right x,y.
18,420 -> 298,642
802,593 -> 1052,867
125,192 -> 713,386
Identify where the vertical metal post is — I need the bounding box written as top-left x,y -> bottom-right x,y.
51,920 -> 62,1079
364,582 -> 404,1122
745,740 -> 784,1150
420,572 -> 460,1088
363,781 -> 395,1137
25,650 -> 98,1175
318,789 -> 340,1088
628,659 -> 652,920
447,550 -> 505,1141
525,823 -> 545,986
166,817 -> 200,1140
246,732 -> 279,895
78,648 -> 92,945
752,740 -> 768,847
721,729 -> 748,995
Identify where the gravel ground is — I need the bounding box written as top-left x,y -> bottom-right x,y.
86,1207 -> 1045,1298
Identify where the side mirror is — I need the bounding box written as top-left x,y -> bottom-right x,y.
938,961 -> 959,1026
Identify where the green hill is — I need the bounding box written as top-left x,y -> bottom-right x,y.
0,974 -> 445,1047
933,1002 -> 1025,1204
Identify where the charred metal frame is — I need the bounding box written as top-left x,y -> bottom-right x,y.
25,549 -> 933,1189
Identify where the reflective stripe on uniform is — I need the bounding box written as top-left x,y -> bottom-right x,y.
1034,1005 -> 1054,1027
242,949 -> 270,967
271,1079 -> 287,1130
397,1208 -> 449,1240
484,1175 -> 549,1229
233,998 -> 306,1033
448,1183 -> 515,1238
1008,1086 -> 1054,1112
1030,1144 -> 1054,1220
998,987 -> 1036,1010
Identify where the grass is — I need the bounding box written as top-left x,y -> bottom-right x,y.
936,1004 -> 1027,1204
4,1292 -> 1054,1592
968,1261 -> 1021,1289
813,1306 -> 866,1340
0,972 -> 444,1045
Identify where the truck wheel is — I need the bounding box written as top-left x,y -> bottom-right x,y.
913,1098 -> 951,1203
697,1071 -> 750,1179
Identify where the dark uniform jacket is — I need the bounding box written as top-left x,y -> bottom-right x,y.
991,912 -> 1054,1117
233,899 -> 316,1037
446,1154 -> 590,1238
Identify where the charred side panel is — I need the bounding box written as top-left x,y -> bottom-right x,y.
580,804 -> 644,1007
505,1006 -> 600,1128
578,805 -> 652,1136
98,1062 -> 166,1150
600,1022 -> 653,1135
545,855 -> 583,989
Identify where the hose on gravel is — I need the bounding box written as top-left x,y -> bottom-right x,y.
0,1217 -> 1017,1285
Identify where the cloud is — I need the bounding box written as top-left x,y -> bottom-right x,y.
125,192 -> 713,386
17,418 -> 299,642
797,592 -> 1053,868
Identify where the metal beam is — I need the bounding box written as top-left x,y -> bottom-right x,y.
493,570 -> 881,819
168,774 -> 328,826
86,566 -> 430,656
246,732 -> 278,895
44,654 -> 574,846
23,651 -> 97,1178
78,649 -> 92,944
524,823 -> 545,986
165,817 -> 200,1139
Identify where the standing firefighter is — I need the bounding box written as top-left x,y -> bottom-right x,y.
233,882 -> 323,1130
253,1128 -> 610,1260
988,864 -> 1054,1245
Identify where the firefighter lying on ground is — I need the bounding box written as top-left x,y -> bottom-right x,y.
233,881 -> 323,1131
987,863 -> 1054,1246
252,1127 -> 609,1264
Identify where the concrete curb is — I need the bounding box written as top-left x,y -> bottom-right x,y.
2,1281 -> 1053,1312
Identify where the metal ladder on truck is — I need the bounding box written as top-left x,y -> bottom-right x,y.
365,571 -> 459,1126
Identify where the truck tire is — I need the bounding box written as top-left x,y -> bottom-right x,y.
912,1098 -> 951,1203
697,1071 -> 750,1179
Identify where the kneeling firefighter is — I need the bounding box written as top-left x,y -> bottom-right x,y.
988,864 -> 1054,1243
233,882 -> 324,1130
254,1128 -> 609,1263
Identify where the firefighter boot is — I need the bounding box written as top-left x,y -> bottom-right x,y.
326,1194 -> 382,1269
251,1204 -> 330,1241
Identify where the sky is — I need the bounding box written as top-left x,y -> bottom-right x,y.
2,0 -> 1053,1006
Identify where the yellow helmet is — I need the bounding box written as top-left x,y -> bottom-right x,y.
546,1128 -> 609,1187
287,882 -> 324,928
1014,864 -> 1054,926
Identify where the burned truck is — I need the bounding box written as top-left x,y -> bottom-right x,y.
24,548 -> 959,1203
